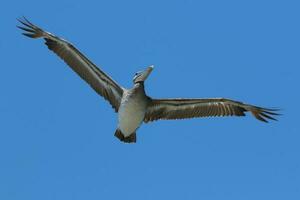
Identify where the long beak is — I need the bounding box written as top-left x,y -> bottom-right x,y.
147,65 -> 154,73
138,65 -> 154,82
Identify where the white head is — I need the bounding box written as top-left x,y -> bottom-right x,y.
133,65 -> 154,84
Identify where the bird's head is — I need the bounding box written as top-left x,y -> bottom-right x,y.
133,65 -> 154,84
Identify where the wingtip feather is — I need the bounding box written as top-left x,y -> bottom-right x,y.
17,17 -> 44,38
250,106 -> 280,123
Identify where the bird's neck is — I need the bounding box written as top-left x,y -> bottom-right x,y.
134,81 -> 144,88
133,82 -> 146,95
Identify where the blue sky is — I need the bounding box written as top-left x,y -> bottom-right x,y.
1,0 -> 299,199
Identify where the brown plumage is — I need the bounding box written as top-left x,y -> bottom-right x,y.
17,17 -> 123,112
114,129 -> 137,143
144,98 -> 279,123
18,17 -> 279,144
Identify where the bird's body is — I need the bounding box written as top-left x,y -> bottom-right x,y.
18,17 -> 279,143
118,83 -> 149,138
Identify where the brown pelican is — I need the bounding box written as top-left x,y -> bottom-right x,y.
17,17 -> 279,143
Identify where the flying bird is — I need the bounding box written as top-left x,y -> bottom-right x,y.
17,17 -> 279,143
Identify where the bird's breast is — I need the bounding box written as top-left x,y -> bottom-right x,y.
118,94 -> 148,137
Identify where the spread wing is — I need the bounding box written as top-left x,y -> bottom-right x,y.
17,17 -> 124,112
144,98 -> 279,123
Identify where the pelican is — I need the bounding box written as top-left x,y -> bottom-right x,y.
17,17 -> 279,143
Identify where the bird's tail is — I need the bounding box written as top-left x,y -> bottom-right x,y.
114,129 -> 136,143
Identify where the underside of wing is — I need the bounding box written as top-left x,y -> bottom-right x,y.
17,17 -> 124,112
144,98 -> 279,123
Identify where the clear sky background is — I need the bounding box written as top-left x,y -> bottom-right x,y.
1,0 -> 299,199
